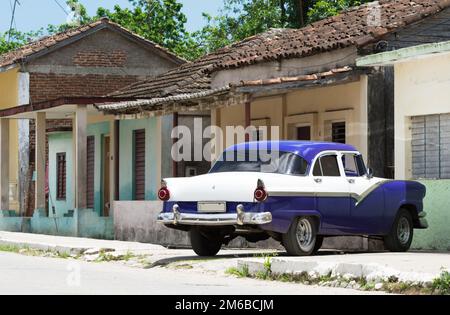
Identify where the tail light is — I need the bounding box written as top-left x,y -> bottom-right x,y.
158,180 -> 170,201
158,187 -> 170,201
254,179 -> 268,202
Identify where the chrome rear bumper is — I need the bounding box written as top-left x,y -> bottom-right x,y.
157,204 -> 272,226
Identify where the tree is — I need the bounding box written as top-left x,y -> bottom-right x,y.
95,0 -> 198,60
193,0 -> 284,55
307,0 -> 372,23
0,29 -> 44,55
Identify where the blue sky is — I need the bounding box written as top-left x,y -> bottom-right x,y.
0,0 -> 223,33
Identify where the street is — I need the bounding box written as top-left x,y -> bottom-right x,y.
0,251 -> 377,295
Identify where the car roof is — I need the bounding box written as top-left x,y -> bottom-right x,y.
225,141 -> 358,163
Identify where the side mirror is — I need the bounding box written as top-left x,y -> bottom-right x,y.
366,168 -> 374,179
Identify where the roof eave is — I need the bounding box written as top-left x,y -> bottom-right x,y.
356,40 -> 450,67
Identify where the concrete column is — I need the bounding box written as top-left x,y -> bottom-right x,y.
35,112 -> 46,211
109,120 -> 116,215
0,119 -> 10,210
74,106 -> 87,209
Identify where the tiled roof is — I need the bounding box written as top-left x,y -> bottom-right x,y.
0,18 -> 185,70
109,0 -> 450,103
99,66 -> 355,114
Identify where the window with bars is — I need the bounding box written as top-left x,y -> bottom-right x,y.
332,122 -> 346,144
56,153 -> 66,200
411,114 -> 450,179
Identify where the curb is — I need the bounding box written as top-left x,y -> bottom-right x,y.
0,239 -> 91,255
237,258 -> 441,284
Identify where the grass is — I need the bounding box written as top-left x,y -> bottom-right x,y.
431,271 -> 450,295
0,244 -> 22,253
225,263 -> 450,295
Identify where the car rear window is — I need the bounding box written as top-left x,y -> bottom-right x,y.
210,150 -> 308,175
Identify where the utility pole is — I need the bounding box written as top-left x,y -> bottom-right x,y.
7,0 -> 20,43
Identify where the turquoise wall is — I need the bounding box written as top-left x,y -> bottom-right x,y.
47,122 -> 110,216
48,132 -> 74,217
412,180 -> 450,251
119,117 -> 160,201
87,122 -> 110,215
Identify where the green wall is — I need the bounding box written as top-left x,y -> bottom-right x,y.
412,180 -> 450,251
48,132 -> 74,217
47,122 -> 110,216
119,117 -> 161,201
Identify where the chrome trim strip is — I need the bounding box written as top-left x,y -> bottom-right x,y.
268,180 -> 395,206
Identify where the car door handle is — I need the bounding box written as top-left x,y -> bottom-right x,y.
348,179 -> 355,184
314,178 -> 322,183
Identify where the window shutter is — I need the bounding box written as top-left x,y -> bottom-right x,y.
86,136 -> 95,209
56,153 -> 66,200
133,129 -> 146,201
411,114 -> 450,179
440,114 -> 450,178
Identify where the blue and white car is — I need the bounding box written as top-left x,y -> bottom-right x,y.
157,141 -> 428,256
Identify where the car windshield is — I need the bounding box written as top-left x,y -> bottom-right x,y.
210,150 -> 308,175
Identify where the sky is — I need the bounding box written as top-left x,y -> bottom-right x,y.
0,0 -> 223,34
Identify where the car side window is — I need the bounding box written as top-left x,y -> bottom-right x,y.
342,153 -> 366,177
313,155 -> 341,177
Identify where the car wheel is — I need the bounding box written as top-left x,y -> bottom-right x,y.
282,217 -> 318,256
189,228 -> 223,257
384,209 -> 414,252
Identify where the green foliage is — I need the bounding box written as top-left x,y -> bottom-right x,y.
307,0 -> 372,23
0,0 -> 376,61
193,0 -> 285,55
95,0 -> 195,60
0,29 -> 44,55
226,264 -> 250,278
432,271 -> 450,295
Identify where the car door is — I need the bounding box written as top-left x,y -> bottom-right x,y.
312,153 -> 352,233
341,152 -> 384,234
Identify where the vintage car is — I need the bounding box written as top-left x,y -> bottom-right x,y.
157,141 -> 428,256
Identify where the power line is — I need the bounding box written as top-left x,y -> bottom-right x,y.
53,0 -> 69,15
7,0 -> 20,43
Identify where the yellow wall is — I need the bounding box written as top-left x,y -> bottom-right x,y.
215,79 -> 368,158
0,68 -> 19,210
394,52 -> 450,179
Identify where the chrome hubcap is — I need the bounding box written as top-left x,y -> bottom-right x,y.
296,219 -> 314,251
397,217 -> 411,245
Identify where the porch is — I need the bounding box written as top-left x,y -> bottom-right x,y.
0,97 -> 125,239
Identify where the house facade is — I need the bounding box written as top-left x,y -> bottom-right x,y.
0,19 -> 186,237
98,0 -> 450,250
357,40 -> 450,251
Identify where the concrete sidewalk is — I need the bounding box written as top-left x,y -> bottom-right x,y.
238,252 -> 450,284
0,231 -> 274,265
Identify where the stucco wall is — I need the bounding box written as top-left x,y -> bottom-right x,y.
119,117 -> 161,201
48,132 -> 74,217
216,79 -> 368,159
394,52 -> 450,180
0,68 -> 19,211
392,52 -> 450,251
47,122 -> 111,216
